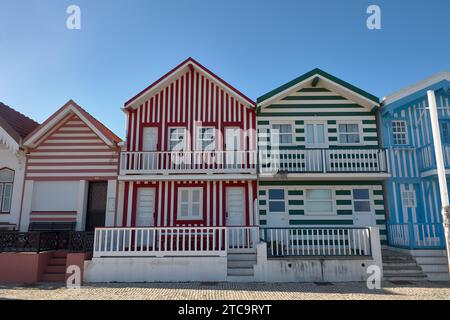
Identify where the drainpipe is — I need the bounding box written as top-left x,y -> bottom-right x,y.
427,90 -> 450,281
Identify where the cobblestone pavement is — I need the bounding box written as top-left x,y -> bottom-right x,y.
0,281 -> 449,300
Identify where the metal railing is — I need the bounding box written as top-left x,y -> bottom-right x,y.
259,148 -> 387,174
260,227 -> 372,257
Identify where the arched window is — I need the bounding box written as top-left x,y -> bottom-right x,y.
0,168 -> 14,213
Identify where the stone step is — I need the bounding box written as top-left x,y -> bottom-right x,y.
415,256 -> 448,265
384,272 -> 427,278
45,265 -> 66,274
420,264 -> 449,273
228,260 -> 256,269
383,265 -> 422,272
227,275 -> 255,282
382,262 -> 418,267
426,273 -> 450,281
384,276 -> 428,282
227,254 -> 257,261
227,268 -> 254,276
41,273 -> 66,282
49,257 -> 67,266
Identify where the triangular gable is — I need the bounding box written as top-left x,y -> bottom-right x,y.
382,71 -> 450,112
124,57 -> 255,110
257,68 -> 379,112
24,100 -> 121,148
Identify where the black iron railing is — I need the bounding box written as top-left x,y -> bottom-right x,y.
0,231 -> 95,253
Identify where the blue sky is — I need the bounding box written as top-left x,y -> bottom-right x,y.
1,0 -> 449,138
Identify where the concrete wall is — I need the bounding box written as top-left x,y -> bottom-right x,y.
84,256 -> 228,282
0,145 -> 25,229
0,252 -> 53,283
254,227 -> 383,282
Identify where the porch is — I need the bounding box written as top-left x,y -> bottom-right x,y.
387,222 -> 446,249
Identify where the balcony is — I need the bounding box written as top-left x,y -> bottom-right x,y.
419,144 -> 450,173
120,150 -> 257,176
259,148 -> 388,176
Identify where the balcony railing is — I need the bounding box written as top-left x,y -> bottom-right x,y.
419,144 -> 450,172
387,222 -> 445,249
259,148 -> 388,174
93,226 -> 260,258
120,150 -> 257,175
260,227 -> 372,257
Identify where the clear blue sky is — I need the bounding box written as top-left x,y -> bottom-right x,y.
1,0 -> 449,138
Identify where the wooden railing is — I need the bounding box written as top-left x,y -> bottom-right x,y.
227,227 -> 259,252
260,227 -> 372,257
419,144 -> 450,171
259,148 -> 387,174
120,150 -> 257,175
387,222 -> 445,249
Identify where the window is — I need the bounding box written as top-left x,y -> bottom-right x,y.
178,188 -> 203,220
353,189 -> 371,212
268,189 -> 286,212
197,127 -> 215,150
271,124 -> 293,145
338,124 -> 361,144
169,128 -> 186,151
305,189 -> 334,215
305,122 -> 326,147
401,185 -> 416,208
392,121 -> 408,145
0,168 -> 14,213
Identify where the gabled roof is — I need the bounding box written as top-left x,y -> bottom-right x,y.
24,100 -> 121,148
124,57 -> 255,109
382,71 -> 450,110
0,102 -> 39,143
257,68 -> 380,109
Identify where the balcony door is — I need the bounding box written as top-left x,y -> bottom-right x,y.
225,127 -> 241,168
142,127 -> 158,170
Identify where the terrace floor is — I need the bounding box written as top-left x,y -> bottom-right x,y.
0,281 -> 449,300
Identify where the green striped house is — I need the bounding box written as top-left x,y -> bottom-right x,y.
257,69 -> 390,244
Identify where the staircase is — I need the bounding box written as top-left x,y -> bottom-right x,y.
382,249 -> 427,282
41,251 -> 67,282
410,250 -> 449,281
227,252 -> 256,282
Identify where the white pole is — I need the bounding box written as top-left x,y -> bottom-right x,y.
427,90 -> 450,280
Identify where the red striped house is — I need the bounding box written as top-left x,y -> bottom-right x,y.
19,100 -> 122,231
117,58 -> 257,230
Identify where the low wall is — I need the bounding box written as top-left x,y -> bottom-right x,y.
254,227 -> 383,282
0,252 -> 53,283
66,252 -> 92,283
84,256 -> 228,282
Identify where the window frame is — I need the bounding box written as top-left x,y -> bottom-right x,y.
337,121 -> 363,145
196,126 -> 216,151
304,120 -> 328,148
268,188 -> 287,213
168,127 -> 187,151
0,168 -> 14,214
352,189 -> 372,213
400,185 -> 417,208
392,120 -> 409,146
305,188 -> 335,216
270,121 -> 294,146
177,187 -> 203,221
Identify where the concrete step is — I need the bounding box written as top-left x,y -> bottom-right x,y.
415,256 -> 448,265
41,273 -> 66,282
426,273 -> 450,281
420,264 -> 449,273
383,256 -> 415,262
49,257 -> 66,266
409,250 -> 447,257
227,275 -> 255,282
45,265 -> 66,273
385,276 -> 428,282
227,268 -> 254,276
384,268 -> 425,275
53,251 -> 68,258
383,262 -> 418,267
383,265 -> 422,272
384,272 -> 427,278
227,253 -> 257,261
228,260 -> 256,268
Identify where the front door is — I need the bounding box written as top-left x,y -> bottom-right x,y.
226,187 -> 245,226
142,127 -> 158,170
85,181 -> 108,231
225,127 -> 241,168
136,188 -> 155,227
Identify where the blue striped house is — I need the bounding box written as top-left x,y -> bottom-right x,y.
257,69 -> 390,245
381,71 -> 450,250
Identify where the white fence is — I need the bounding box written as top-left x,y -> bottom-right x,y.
120,150 -> 257,174
387,223 -> 445,249
259,148 -> 387,174
93,226 -> 259,258
261,228 -> 372,257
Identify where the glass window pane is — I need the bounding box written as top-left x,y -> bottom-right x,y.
354,201 -> 370,212
192,190 -> 200,202
306,124 -> 314,143
269,189 -> 284,200
307,189 -> 331,200
353,189 -> 369,200
0,169 -> 13,183
316,125 -> 325,143
192,204 -> 200,216
306,201 -> 333,213
2,184 -> 12,212
181,190 -> 189,202
269,201 -> 285,212
180,204 -> 189,216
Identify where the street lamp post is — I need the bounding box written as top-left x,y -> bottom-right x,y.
427,90 -> 450,281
